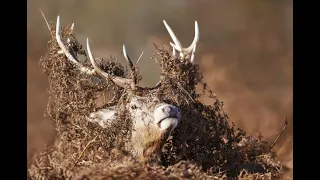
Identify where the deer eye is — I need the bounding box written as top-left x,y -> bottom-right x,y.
131,105 -> 137,110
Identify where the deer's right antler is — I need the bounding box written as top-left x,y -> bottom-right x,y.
56,16 -> 137,89
55,16 -> 163,91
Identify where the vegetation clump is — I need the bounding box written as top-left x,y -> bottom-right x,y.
27,21 -> 283,180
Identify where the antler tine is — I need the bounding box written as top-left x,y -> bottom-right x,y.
55,16 -> 95,75
70,23 -> 75,32
122,45 -> 134,71
183,21 -> 199,53
163,20 -> 200,63
169,42 -> 177,56
123,44 -> 142,89
86,38 -> 133,89
122,44 -> 162,91
190,44 -> 197,63
163,20 -> 183,51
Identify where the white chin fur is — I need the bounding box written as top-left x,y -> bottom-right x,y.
159,118 -> 178,132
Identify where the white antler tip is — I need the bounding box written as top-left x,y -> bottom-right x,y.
71,23 -> 74,30
56,16 -> 60,26
163,20 -> 169,27
56,16 -> 60,36
195,21 -> 199,29
122,44 -> 128,58
163,20 -> 170,28
86,38 -> 92,55
163,20 -> 183,51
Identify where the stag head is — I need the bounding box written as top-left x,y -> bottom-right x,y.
55,16 -> 199,163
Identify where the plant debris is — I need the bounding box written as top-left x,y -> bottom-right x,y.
27,21 -> 284,180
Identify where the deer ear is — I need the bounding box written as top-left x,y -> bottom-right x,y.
87,106 -> 117,128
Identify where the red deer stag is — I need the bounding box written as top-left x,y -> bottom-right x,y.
55,16 -> 199,163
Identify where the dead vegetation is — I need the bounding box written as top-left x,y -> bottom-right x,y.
27,21 -> 284,180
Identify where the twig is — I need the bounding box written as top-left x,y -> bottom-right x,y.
177,82 -> 195,103
72,134 -> 99,168
135,51 -> 144,65
268,117 -> 288,153
262,131 -> 282,142
152,43 -> 159,50
39,9 -> 54,38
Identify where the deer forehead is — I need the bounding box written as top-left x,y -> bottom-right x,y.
126,96 -> 159,126
127,96 -> 160,112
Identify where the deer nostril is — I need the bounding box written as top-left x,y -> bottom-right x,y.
161,106 -> 181,119
162,106 -> 171,113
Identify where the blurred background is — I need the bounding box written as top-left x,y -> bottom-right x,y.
27,0 -> 292,178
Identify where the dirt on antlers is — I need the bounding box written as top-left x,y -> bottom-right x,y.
27,21 -> 283,179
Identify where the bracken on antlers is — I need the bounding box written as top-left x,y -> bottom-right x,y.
55,15 -> 188,163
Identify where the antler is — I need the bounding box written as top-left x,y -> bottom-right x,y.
56,16 -> 137,89
163,20 -> 199,63
55,16 -> 161,90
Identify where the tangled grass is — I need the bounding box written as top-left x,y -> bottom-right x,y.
27,21 -> 284,180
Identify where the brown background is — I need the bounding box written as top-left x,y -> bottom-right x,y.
27,0 -> 292,178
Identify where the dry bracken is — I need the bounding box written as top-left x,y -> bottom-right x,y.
27,19 -> 284,180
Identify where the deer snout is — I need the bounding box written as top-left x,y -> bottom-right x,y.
154,104 -> 181,132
